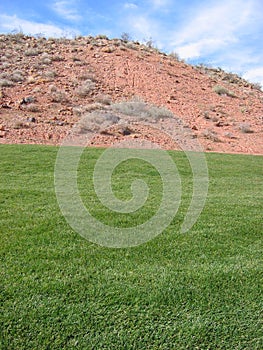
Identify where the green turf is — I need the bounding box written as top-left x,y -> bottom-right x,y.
0,144 -> 262,349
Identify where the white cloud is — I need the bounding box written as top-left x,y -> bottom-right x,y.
171,0 -> 256,59
124,3 -> 138,10
243,67 -> 263,87
125,14 -> 155,39
0,14 -> 79,38
176,38 -> 227,60
52,0 -> 82,21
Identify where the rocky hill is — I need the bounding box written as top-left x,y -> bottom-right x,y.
0,33 -> 262,154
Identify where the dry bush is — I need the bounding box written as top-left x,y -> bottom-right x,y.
52,55 -> 64,62
1,62 -> 11,69
26,104 -> 41,112
238,123 -> 254,133
75,79 -> 96,97
73,103 -> 106,117
213,85 -> 236,98
10,70 -> 24,82
0,79 -> 14,87
25,48 -> 40,57
43,70 -> 57,81
79,72 -> 97,82
77,110 -> 120,134
202,129 -> 221,142
95,94 -> 111,105
251,82 -> 262,91
50,88 -> 68,103
169,51 -> 180,60
13,121 -> 25,129
41,56 -> 52,65
224,132 -> 237,139
112,98 -> 173,121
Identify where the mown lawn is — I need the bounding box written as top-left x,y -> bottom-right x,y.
0,144 -> 262,349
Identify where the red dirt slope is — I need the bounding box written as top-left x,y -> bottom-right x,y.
0,34 -> 262,154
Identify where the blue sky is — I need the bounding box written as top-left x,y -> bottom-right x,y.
1,0 -> 263,86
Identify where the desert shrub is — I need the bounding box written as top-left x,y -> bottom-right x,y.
26,104 -> 41,112
169,51 -> 180,60
43,70 -> 57,80
224,132 -> 237,139
10,70 -> 24,82
25,48 -> 39,56
112,98 -> 173,120
202,129 -> 221,142
0,79 -> 14,87
121,32 -> 132,42
124,42 -> 138,50
73,103 -> 106,117
96,34 -> 109,40
213,85 -> 236,97
79,72 -> 96,81
13,121 -> 25,129
251,82 -> 262,91
42,57 -> 52,65
76,79 -> 96,97
222,72 -> 240,84
49,87 -> 68,103
95,94 -> 111,105
77,110 -> 120,134
52,55 -> 64,62
1,62 -> 11,69
238,123 -> 254,133
3,52 -> 13,59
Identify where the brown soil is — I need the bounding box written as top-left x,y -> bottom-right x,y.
0,34 -> 262,154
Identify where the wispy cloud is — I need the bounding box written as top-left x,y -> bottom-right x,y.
124,2 -> 138,10
171,0 -> 256,59
0,14 -> 79,37
243,67 -> 263,87
52,0 -> 82,21
123,13 -> 159,42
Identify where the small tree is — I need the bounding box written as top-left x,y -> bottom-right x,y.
121,32 -> 132,42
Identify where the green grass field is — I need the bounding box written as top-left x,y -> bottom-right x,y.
1,144 -> 262,349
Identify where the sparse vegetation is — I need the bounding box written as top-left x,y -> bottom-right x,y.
0,79 -> 14,87
251,82 -> 262,91
76,79 -> 96,97
239,122 -> 254,133
202,129 -> 221,142
24,48 -> 40,56
112,98 -> 174,120
10,71 -> 24,82
26,104 -> 41,113
48,86 -> 68,103
95,94 -> 112,105
121,32 -> 132,42
169,51 -> 180,60
213,85 -> 236,97
79,72 -> 96,82
43,70 -> 57,81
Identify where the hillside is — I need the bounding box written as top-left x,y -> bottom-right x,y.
0,33 -> 262,154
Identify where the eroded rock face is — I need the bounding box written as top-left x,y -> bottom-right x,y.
0,34 -> 262,154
